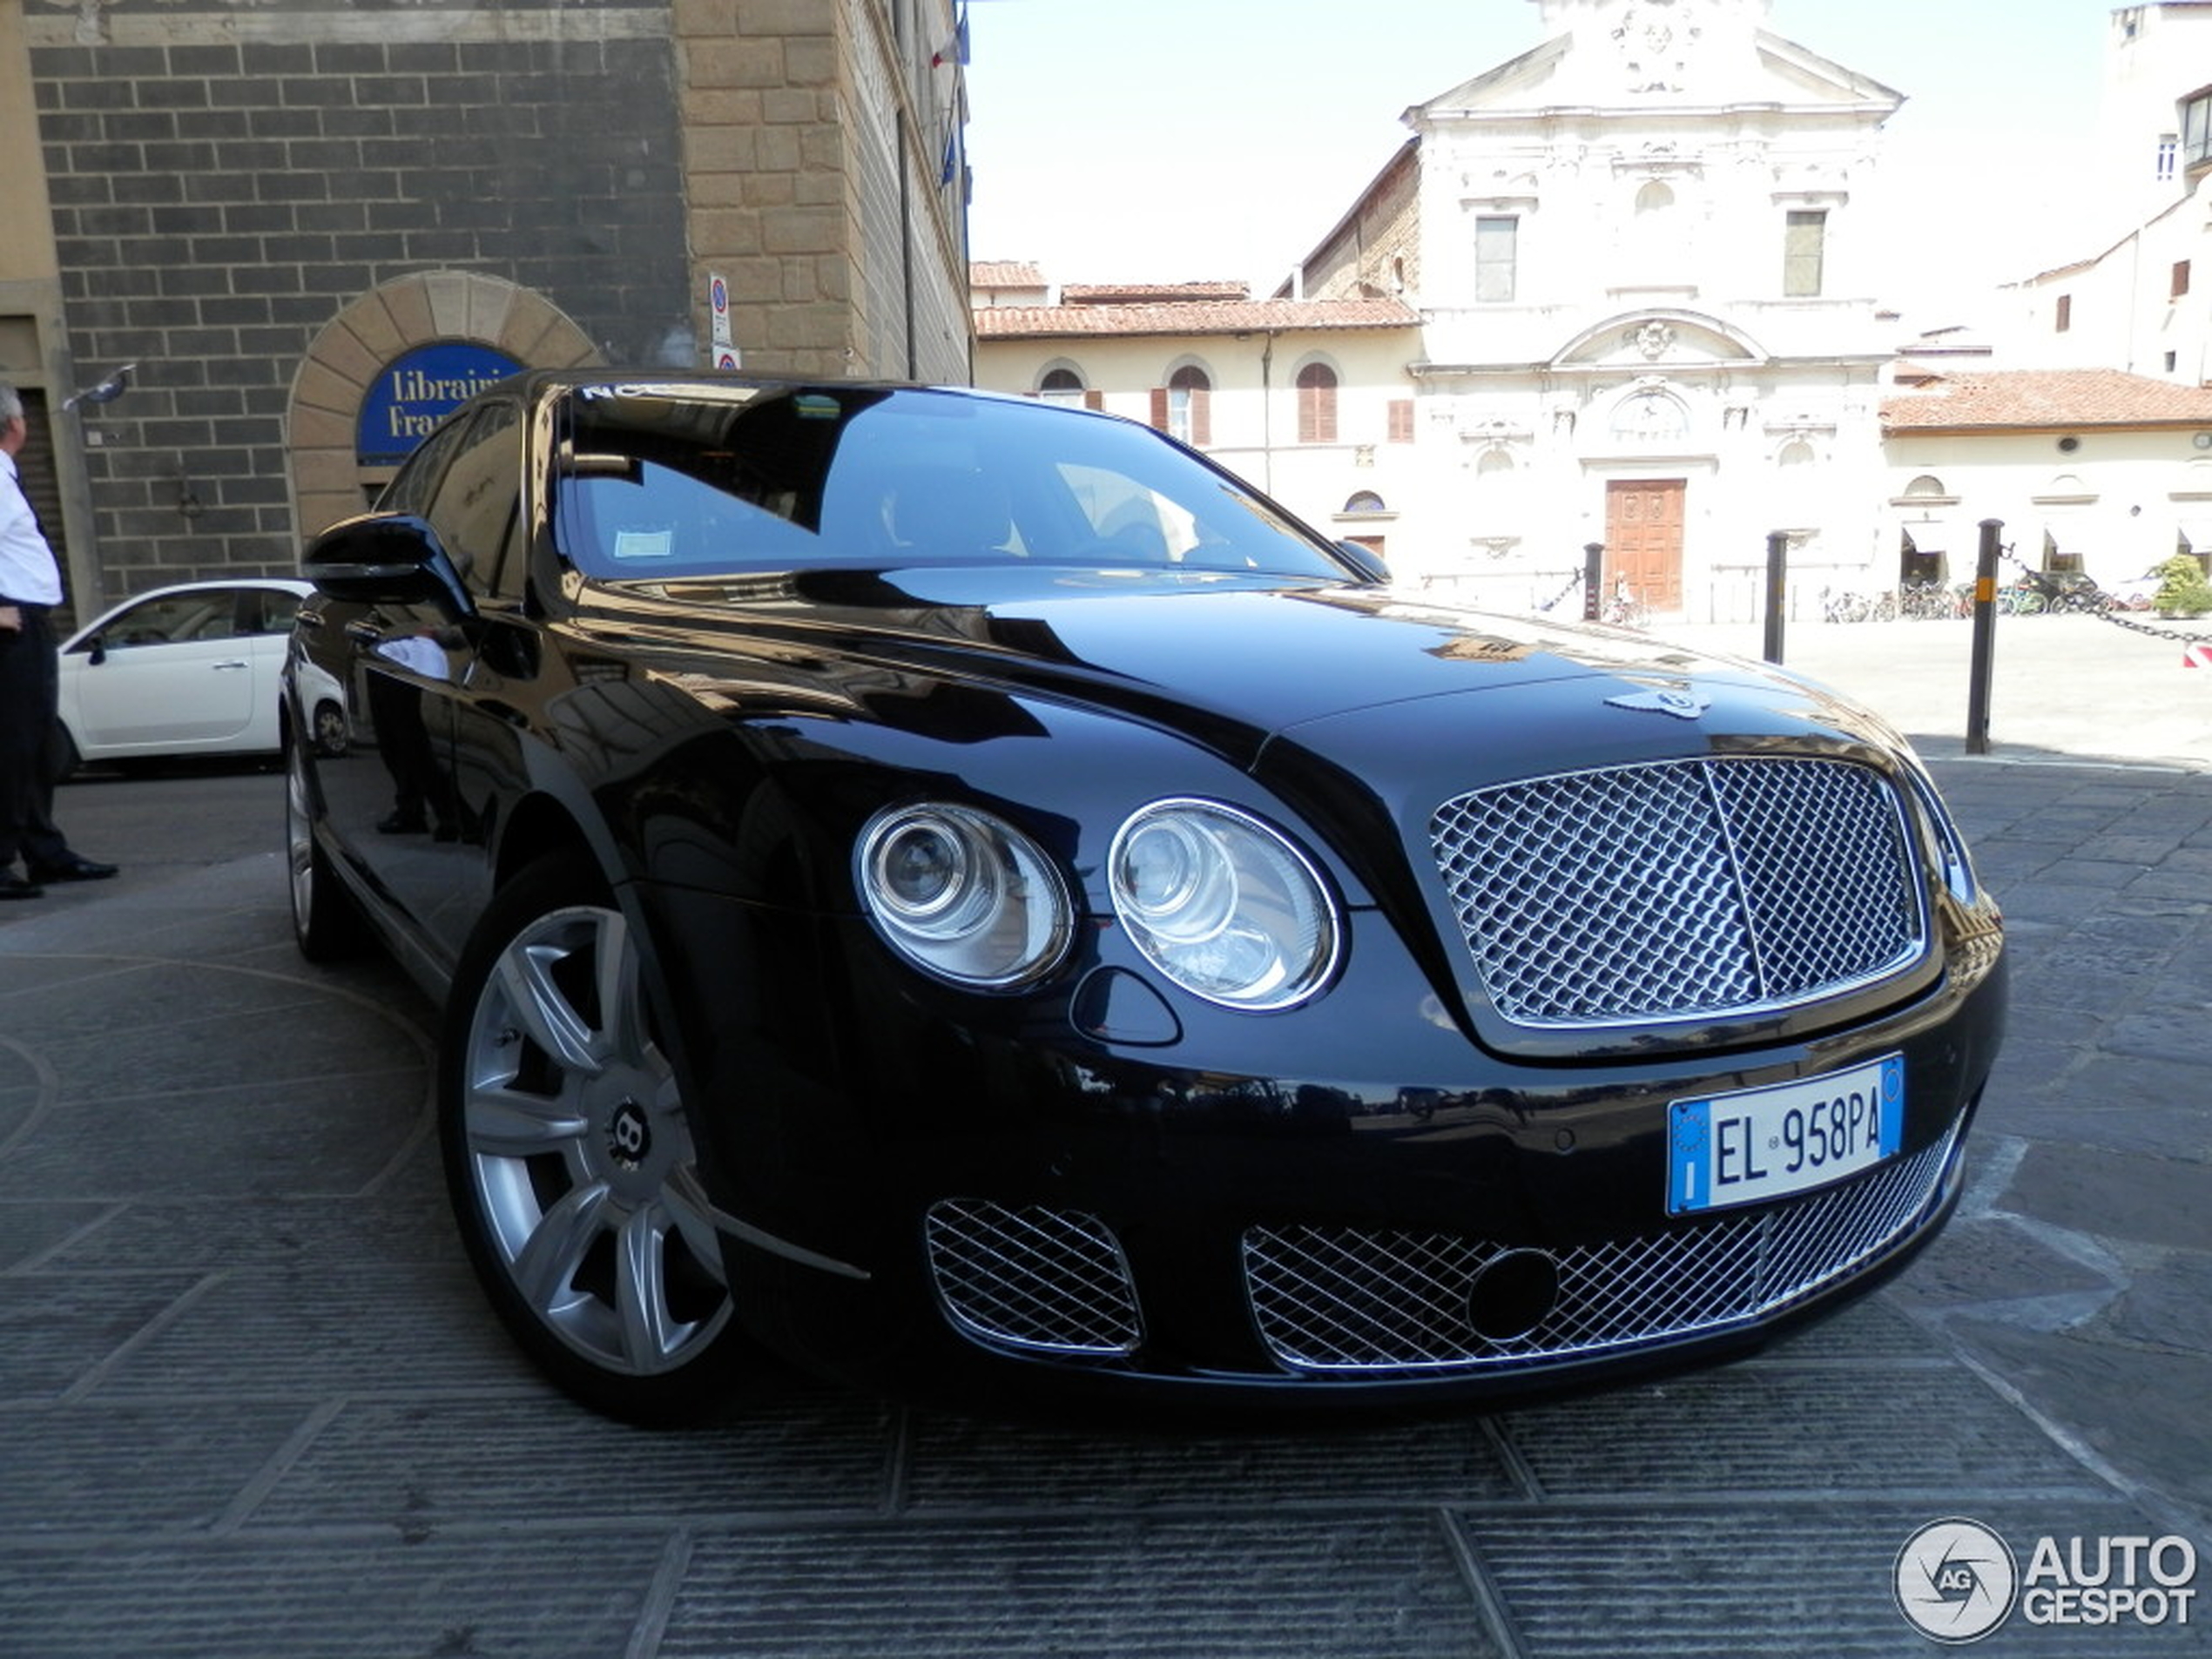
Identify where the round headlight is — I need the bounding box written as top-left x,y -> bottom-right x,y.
857,804 -> 1073,989
1109,799 -> 1341,1010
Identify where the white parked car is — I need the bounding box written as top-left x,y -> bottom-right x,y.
57,578 -> 347,770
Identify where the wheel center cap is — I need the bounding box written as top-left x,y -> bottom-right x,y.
606,1100 -> 652,1171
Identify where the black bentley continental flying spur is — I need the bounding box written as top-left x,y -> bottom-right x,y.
283,372 -> 2006,1422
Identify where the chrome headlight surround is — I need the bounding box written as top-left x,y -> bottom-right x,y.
857,803 -> 1074,990
1109,799 -> 1342,1011
1900,762 -> 1981,904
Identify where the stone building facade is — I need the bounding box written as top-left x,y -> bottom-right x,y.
974,286 -> 1423,561
1880,368 -> 2212,591
0,0 -> 971,618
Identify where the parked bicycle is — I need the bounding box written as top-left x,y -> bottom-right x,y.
1820,587 -> 1871,623
2011,569 -> 2113,614
1820,587 -> 1895,623
1599,582 -> 1650,628
1900,579 -> 1966,619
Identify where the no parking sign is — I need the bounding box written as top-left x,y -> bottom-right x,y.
707,271 -> 738,367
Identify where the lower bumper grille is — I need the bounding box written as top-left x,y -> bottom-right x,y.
924,1199 -> 1143,1357
1243,1125 -> 1961,1374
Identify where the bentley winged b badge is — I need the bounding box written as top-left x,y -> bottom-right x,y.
1605,685 -> 1712,720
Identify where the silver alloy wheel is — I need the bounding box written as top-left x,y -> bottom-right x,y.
459,901 -> 733,1378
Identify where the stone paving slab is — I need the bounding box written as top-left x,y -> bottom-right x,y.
0,1534 -> 670,1659
660,1515 -> 1505,1658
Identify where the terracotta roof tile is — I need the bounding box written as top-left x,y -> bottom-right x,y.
974,298 -> 1422,341
968,261 -> 1046,288
1882,368 -> 2212,432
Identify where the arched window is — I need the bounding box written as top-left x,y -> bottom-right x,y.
1903,474 -> 1947,499
1152,364 -> 1211,446
1777,440 -> 1817,468
1296,362 -> 1338,443
1343,490 -> 1386,514
1635,180 -> 1674,217
1038,367 -> 1086,406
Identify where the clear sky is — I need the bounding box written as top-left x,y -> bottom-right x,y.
961,0 -> 2114,320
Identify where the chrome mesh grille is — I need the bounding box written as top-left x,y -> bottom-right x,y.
924,1200 -> 1143,1357
1430,758 -> 1925,1027
1243,1127 -> 1959,1374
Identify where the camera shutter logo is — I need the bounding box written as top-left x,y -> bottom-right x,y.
1895,1518 -> 2020,1643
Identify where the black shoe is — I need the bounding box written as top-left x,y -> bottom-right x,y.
27,855 -> 118,882
376,811 -> 428,834
0,873 -> 44,900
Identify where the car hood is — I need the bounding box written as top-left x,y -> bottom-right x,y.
590,563 -> 1902,765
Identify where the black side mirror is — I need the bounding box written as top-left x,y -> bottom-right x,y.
302,513 -> 474,621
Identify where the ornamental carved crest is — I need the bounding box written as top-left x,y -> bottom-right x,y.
1613,0 -> 1703,94
1629,320 -> 1676,360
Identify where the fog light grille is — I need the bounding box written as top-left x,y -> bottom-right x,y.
1244,1127 -> 1958,1374
1430,758 -> 1925,1027
925,1199 -> 1143,1357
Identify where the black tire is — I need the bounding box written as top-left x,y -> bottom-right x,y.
440,852 -> 750,1423
286,737 -> 368,961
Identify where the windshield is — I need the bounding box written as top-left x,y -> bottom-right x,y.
551,384 -> 1348,582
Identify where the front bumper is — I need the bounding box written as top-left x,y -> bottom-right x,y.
648,881 -> 2006,1411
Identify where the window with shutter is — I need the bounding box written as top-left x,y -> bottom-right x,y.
1296,363 -> 1338,443
1387,400 -> 1414,443
1166,365 -> 1211,446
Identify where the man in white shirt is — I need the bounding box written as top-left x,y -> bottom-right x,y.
0,382 -> 117,898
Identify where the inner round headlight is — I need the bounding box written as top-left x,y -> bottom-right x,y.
858,804 -> 1072,989
1109,799 -> 1341,1010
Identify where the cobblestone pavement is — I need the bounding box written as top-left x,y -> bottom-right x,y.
0,605 -> 2205,1656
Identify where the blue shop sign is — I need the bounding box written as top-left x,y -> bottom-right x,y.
357,343 -> 523,465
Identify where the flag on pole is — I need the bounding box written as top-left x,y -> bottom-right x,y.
932,8 -> 969,67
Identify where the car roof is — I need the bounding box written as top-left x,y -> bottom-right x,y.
103,577 -> 314,601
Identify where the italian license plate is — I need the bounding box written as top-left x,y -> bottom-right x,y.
1666,1055 -> 1904,1216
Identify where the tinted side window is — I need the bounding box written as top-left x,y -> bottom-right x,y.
423,399 -> 523,596
377,410 -> 481,520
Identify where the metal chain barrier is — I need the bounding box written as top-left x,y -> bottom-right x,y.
2095,607 -> 2212,645
1987,539 -> 2212,639
1528,569 -> 1585,614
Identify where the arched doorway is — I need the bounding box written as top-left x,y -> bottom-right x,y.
287,271 -> 597,538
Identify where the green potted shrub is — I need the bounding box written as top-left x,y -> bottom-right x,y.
2152,553 -> 2212,617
